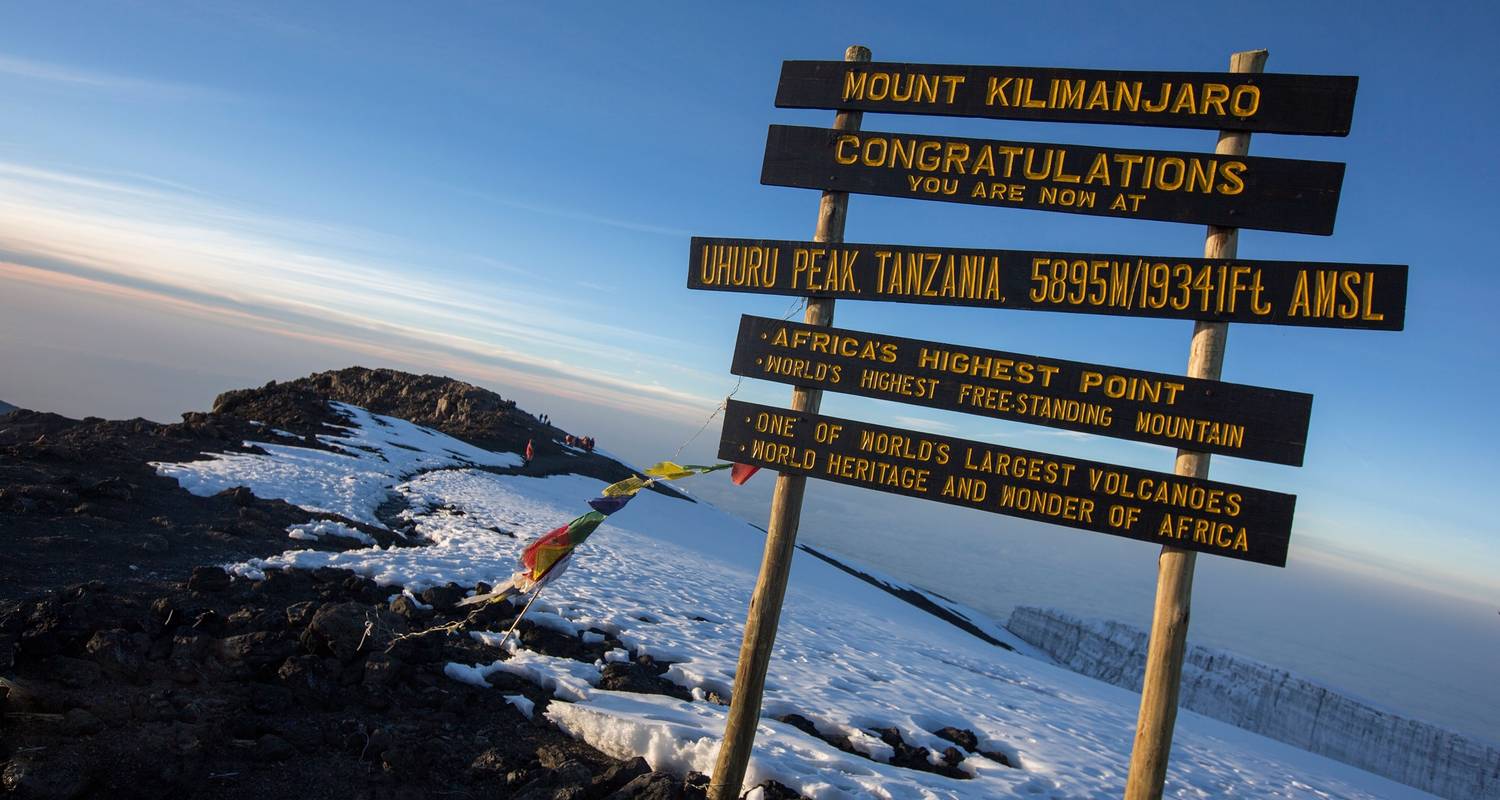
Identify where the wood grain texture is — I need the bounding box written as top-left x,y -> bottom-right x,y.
1125,48 -> 1268,800
708,43 -> 870,800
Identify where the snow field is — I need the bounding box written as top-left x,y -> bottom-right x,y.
152,401 -> 520,528
154,404 -> 1436,799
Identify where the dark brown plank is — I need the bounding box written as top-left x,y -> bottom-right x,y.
760,124 -> 1345,235
776,61 -> 1357,135
687,237 -> 1406,330
720,400 -> 1294,567
730,315 -> 1313,465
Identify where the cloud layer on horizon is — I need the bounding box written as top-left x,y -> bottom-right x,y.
0,161 -> 723,422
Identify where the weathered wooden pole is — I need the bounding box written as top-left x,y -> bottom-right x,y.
708,43 -> 871,800
1123,48 -> 1267,800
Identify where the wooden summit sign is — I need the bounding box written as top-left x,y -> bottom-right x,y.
721,399 -> 1295,567
731,314 -> 1313,465
705,47 -> 1385,800
688,237 -> 1407,330
761,124 -> 1345,234
776,61 -> 1358,135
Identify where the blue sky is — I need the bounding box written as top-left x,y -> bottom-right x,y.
1,0 -> 1497,621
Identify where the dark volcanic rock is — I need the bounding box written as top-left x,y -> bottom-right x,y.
210,367 -> 686,491
418,583 -> 465,612
609,771 -> 685,800
301,601 -> 404,660
592,757 -> 652,795
933,725 -> 980,752
0,367 -> 719,800
0,562 -> 650,800
873,727 -> 968,779
188,566 -> 231,593
598,661 -> 692,701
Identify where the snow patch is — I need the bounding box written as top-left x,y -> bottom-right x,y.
286,519 -> 376,545
154,402 -> 1438,800
504,694 -> 536,719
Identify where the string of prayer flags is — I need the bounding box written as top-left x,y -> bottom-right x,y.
520,510 -> 607,584
459,460 -> 752,610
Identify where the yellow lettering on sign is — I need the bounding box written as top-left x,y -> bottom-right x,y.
1134,412 -> 1245,450
823,452 -> 930,492
789,248 -> 859,293
961,447 -> 1077,485
1156,513 -> 1251,551
1202,83 -> 1230,116
995,485 -> 1095,523
1039,186 -> 1097,209
1286,270 -> 1386,321
856,429 -> 949,464
986,76 -> 1014,107
1088,469 -> 1243,516
1078,372 -> 1184,404
858,368 -> 941,401
834,72 -> 972,105
698,244 -> 778,288
941,475 -> 989,502
834,135 -> 859,165
1217,161 -> 1246,195
748,438 -> 816,470
829,133 -> 1254,199
753,412 -> 798,438
971,77 -> 1263,119
1055,79 -> 1085,109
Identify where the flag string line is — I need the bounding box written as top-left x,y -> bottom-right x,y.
406,312 -> 789,645
397,447 -> 762,645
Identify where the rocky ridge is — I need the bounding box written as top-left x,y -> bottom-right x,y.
0,368 -> 790,799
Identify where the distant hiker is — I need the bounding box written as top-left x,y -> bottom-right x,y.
524,438 -> 534,464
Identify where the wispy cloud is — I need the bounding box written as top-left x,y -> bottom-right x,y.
0,163 -> 725,422
436,181 -> 694,239
975,425 -> 1094,445
0,53 -> 228,101
891,415 -> 959,433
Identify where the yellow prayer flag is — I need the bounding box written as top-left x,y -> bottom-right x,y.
644,461 -> 696,480
602,476 -> 649,497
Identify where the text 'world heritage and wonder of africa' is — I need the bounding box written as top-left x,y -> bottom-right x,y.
720,400 -> 1295,566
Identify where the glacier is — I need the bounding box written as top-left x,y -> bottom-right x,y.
1007,606 -> 1498,800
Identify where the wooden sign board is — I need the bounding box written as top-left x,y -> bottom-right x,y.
776,61 -> 1358,135
731,315 -> 1313,465
687,237 -> 1406,330
720,399 -> 1294,566
761,124 -> 1345,235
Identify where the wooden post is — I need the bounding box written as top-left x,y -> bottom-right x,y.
708,44 -> 871,800
1123,48 -> 1267,800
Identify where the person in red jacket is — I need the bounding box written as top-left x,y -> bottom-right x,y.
524,438 -> 534,465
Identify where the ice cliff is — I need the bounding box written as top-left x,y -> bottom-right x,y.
1006,606 -> 1498,800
